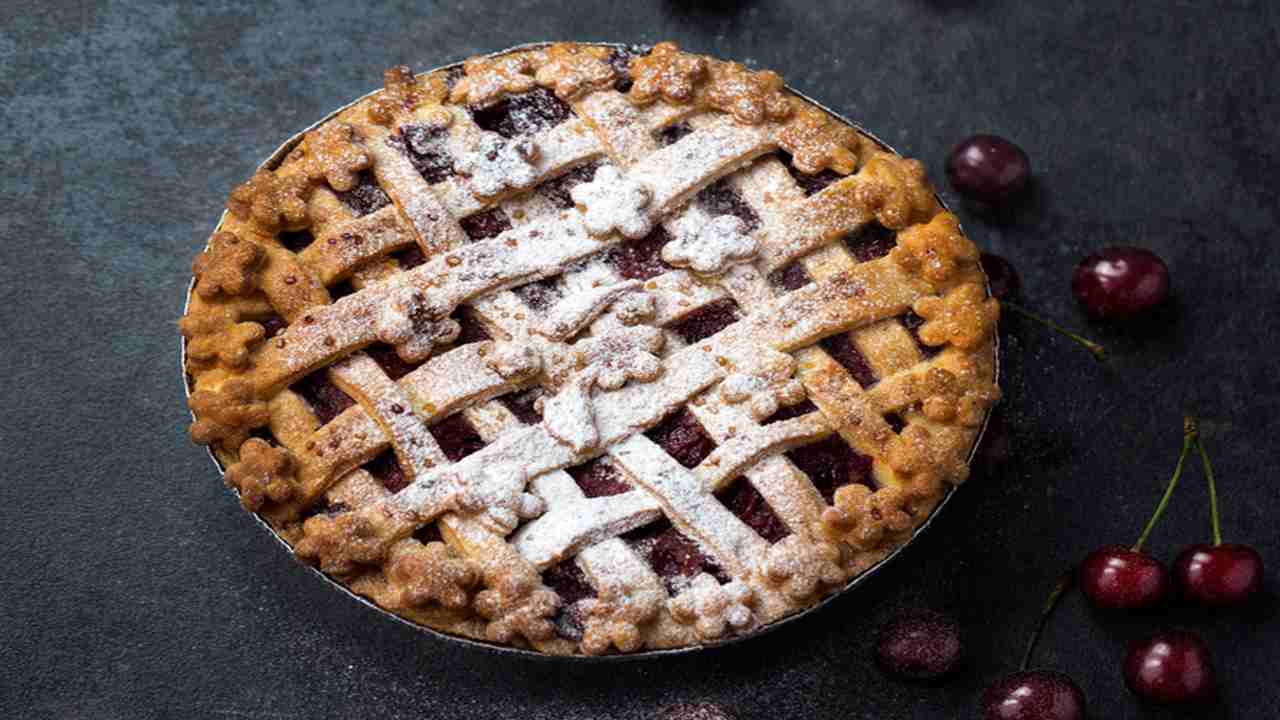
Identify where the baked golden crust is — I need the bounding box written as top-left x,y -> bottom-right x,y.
182,42 -> 999,655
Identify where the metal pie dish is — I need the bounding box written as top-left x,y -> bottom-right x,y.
182,42 -> 998,660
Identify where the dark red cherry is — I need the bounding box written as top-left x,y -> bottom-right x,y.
982,671 -> 1086,720
1124,631 -> 1215,704
1174,543 -> 1264,606
875,609 -> 963,680
1079,545 -> 1169,610
657,702 -> 737,720
945,134 -> 1031,207
1071,247 -> 1170,319
980,253 -> 1022,301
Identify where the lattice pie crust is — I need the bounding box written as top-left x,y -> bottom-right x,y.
182,42 -> 1000,655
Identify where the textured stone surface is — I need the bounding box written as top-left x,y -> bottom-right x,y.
2,2 -> 1279,719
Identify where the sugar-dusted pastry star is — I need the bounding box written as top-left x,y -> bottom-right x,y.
626,41 -> 708,106
570,165 -> 655,239
540,371 -> 599,453
718,371 -> 806,421
484,338 -> 543,380
576,325 -> 665,391
535,42 -> 616,100
192,231 -> 264,299
913,282 -> 1000,350
579,582 -> 664,655
374,285 -> 460,363
385,540 -> 480,609
821,484 -> 914,550
758,536 -> 847,601
454,461 -> 545,534
227,169 -> 312,232
223,438 -> 298,511
454,133 -> 540,198
668,573 -> 755,641
188,378 -> 270,449
474,565 -> 560,644
661,215 -> 758,276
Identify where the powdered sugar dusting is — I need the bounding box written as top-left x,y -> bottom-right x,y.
661,214 -> 758,275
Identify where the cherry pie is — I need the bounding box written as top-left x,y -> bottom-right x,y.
182,41 -> 1000,655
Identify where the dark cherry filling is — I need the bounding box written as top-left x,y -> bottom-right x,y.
259,314 -> 287,339
607,45 -> 649,93
335,169 -> 391,216
623,519 -> 730,593
391,123 -> 454,184
657,121 -> 694,146
470,87 -> 573,138
512,276 -> 565,312
568,458 -> 632,498
498,387 -> 544,426
428,413 -> 485,462
883,412 -> 908,434
364,449 -> 410,493
763,398 -> 818,426
451,310 -> 491,346
767,262 -> 811,292
899,311 -> 940,358
785,436 -> 874,503
537,161 -> 601,209
603,226 -> 674,280
291,371 -> 355,424
717,477 -> 791,542
645,409 -> 716,469
696,179 -> 760,231
777,150 -> 844,196
543,558 -> 596,640
459,208 -> 512,241
329,280 -> 356,300
365,342 -> 421,380
412,522 -> 444,544
819,332 -> 878,387
277,229 -> 315,253
842,222 -> 897,263
669,298 -> 740,344
391,245 -> 426,269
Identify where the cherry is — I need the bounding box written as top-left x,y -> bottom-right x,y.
946,134 -> 1032,208
1079,545 -> 1169,610
1071,247 -> 1170,319
1172,423 -> 1264,605
1079,416 -> 1197,610
981,671 -> 1086,720
979,253 -> 1107,362
875,609 -> 963,680
1124,631 -> 1215,704
1174,544 -> 1264,606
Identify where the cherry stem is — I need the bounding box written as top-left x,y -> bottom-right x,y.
1195,424 -> 1223,546
1003,302 -> 1108,362
1132,416 -> 1196,552
1020,571 -> 1074,671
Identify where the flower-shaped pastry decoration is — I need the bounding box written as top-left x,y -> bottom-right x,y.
668,573 -> 755,641
912,282 -> 1000,351
576,325 -> 665,391
374,286 -> 461,363
886,424 -> 970,491
295,508 -> 403,576
718,372 -> 806,422
611,290 -> 656,326
223,438 -> 297,511
188,378 -> 270,449
852,153 -> 937,230
484,339 -> 542,380
449,54 -> 538,107
890,212 -> 979,286
473,565 -> 560,645
301,122 -> 372,193
757,536 -> 847,601
917,366 -> 1002,427
626,41 -> 708,106
539,371 -> 599,454
570,165 -> 655,239
661,215 -> 759,276
579,583 -> 665,655
776,102 -> 864,175
367,65 -> 446,125
385,540 -> 480,609
183,320 -> 265,370
454,462 -> 545,535
454,134 -> 540,199
704,62 -> 792,125
227,169 -> 312,232
535,43 -> 616,100
192,232 -> 264,299
821,484 -> 914,550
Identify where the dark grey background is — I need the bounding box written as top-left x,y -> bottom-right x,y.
2,1 -> 1277,718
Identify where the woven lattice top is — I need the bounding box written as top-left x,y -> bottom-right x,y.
182,42 -> 1000,655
